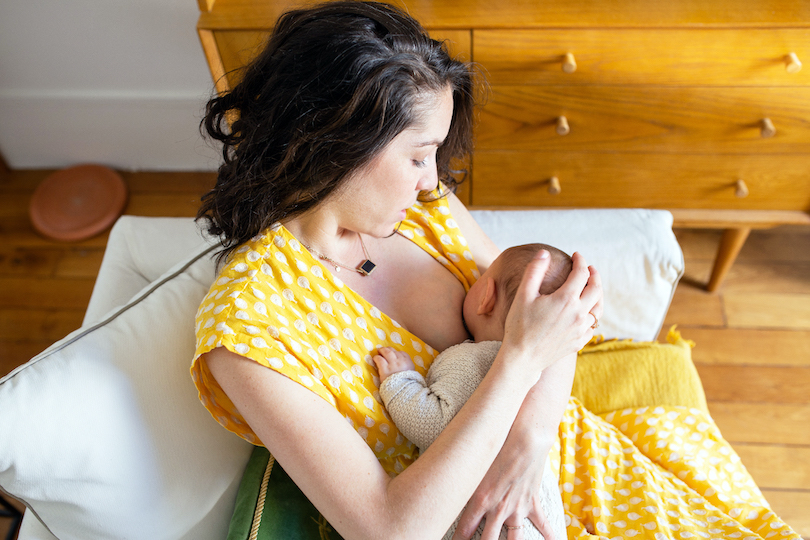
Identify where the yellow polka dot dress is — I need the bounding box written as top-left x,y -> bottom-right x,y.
192,194 -> 478,476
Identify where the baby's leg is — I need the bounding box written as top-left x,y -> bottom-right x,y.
372,347 -> 416,382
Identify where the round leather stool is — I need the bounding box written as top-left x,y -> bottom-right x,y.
29,165 -> 128,241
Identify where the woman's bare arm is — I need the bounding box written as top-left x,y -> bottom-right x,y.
456,261 -> 600,540
205,341 -> 538,540
450,197 -> 604,539
454,353 -> 577,540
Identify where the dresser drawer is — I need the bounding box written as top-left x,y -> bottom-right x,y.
472,152 -> 810,210
477,86 -> 810,153
475,29 -> 809,86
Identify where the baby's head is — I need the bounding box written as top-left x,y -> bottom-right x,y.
462,243 -> 573,342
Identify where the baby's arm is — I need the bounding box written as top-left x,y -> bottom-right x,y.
373,347 -> 456,452
373,343 -> 497,453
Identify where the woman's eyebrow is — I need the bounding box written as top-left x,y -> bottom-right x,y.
414,139 -> 445,147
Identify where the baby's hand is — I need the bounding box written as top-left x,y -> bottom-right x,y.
372,347 -> 415,382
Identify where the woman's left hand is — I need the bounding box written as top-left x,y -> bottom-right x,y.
452,429 -> 557,540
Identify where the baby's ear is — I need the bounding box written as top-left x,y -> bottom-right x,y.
477,276 -> 498,316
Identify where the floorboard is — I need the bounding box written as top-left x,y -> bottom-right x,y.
697,365 -> 810,404
735,444 -> 810,491
725,293 -> 810,329
673,327 -> 810,367
662,285 -> 726,327
0,247 -> 60,277
0,277 -> 96,310
53,249 -> 105,278
710,402 -> 810,446
0,309 -> 85,342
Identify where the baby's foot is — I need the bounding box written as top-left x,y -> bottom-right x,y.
372,347 -> 415,382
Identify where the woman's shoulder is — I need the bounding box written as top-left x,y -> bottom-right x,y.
211,224 -> 310,290
402,188 -> 457,233
196,224 -> 305,343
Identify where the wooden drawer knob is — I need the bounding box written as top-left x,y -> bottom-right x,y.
785,52 -> 802,73
562,53 -> 577,73
548,176 -> 562,195
760,118 -> 776,138
556,116 -> 570,136
735,179 -> 749,198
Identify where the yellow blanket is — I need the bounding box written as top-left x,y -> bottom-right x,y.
552,328 -> 799,539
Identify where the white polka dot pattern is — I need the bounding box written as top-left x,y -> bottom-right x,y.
192,193 -> 480,476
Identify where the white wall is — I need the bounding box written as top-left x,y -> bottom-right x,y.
0,0 -> 220,170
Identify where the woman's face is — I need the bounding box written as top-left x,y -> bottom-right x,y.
330,86 -> 455,237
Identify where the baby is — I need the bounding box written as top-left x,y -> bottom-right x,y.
373,243 -> 573,540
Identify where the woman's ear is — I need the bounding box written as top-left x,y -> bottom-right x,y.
477,276 -> 498,316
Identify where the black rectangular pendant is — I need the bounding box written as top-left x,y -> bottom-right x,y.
358,259 -> 376,276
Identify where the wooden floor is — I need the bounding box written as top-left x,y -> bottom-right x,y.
1,168 -> 808,538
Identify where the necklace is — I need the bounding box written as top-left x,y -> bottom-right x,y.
303,234 -> 376,276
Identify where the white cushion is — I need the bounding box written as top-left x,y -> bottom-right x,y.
1,242 -> 253,540
83,217 -> 215,326
2,209 -> 682,539
470,208 -> 683,341
16,510 -> 57,540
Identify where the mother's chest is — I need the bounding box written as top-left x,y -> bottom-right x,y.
345,236 -> 470,352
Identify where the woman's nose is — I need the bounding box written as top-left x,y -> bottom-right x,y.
417,165 -> 439,192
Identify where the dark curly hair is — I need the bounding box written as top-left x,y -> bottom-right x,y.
198,1 -> 477,261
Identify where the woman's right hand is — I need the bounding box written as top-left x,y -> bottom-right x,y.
501,250 -> 601,378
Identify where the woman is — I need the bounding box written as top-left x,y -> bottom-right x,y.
193,2 -> 599,539
192,2 -> 799,540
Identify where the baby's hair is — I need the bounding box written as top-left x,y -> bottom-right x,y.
498,243 -> 573,315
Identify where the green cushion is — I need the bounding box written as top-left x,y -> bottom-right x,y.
227,446 -> 344,540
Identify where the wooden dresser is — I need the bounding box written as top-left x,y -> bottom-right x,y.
196,0 -> 810,290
